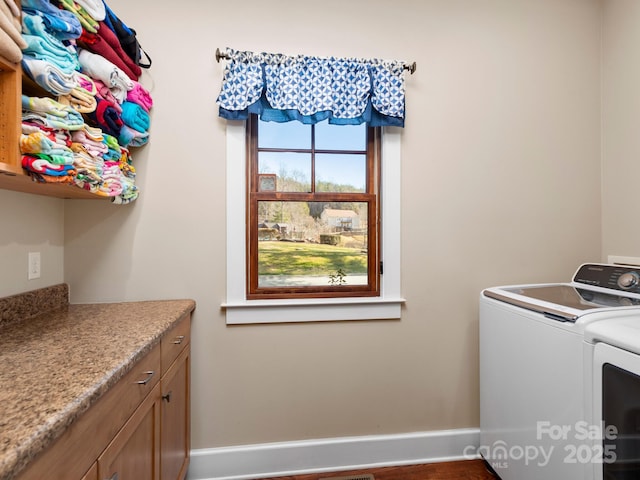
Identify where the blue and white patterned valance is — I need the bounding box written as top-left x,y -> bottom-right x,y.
216,48 -> 408,127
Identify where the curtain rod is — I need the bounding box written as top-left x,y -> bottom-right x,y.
215,47 -> 416,75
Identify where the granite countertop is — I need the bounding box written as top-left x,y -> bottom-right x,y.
0,285 -> 196,480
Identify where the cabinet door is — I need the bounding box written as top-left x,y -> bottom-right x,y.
98,383 -> 161,480
161,347 -> 190,480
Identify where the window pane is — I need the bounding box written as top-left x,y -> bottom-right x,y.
315,154 -> 366,193
315,121 -> 366,151
258,120 -> 311,149
257,201 -> 368,287
258,152 -> 311,192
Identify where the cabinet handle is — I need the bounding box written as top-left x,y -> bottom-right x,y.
135,371 -> 155,385
105,473 -> 119,480
173,335 -> 185,345
162,391 -> 172,403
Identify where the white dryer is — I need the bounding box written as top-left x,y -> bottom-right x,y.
480,263 -> 640,480
585,314 -> 640,479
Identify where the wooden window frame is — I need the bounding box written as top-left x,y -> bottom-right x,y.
245,115 -> 381,300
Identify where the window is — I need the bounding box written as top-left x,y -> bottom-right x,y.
246,116 -> 381,300
223,122 -> 403,324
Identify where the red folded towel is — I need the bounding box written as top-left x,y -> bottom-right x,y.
96,22 -> 141,79
78,26 -> 140,81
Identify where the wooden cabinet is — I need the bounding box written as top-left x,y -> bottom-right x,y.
98,384 -> 161,480
161,348 -> 190,480
80,463 -> 97,480
0,55 -> 21,177
16,313 -> 191,480
160,313 -> 191,480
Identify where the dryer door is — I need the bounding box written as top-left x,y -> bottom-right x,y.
593,342 -> 640,479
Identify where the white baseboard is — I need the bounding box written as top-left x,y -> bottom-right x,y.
187,428 -> 480,480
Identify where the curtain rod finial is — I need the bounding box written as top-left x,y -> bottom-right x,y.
216,47 -> 230,63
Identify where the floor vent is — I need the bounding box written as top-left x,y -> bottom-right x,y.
319,475 -> 374,480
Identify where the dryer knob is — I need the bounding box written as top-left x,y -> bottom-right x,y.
618,272 -> 640,289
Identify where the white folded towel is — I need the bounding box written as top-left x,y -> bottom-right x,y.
78,49 -> 134,103
74,0 -> 105,21
22,56 -> 76,95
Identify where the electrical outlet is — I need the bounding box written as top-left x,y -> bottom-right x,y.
28,252 -> 41,280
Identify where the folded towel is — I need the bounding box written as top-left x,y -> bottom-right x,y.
22,121 -> 73,146
85,97 -> 123,136
93,78 -> 122,111
117,155 -> 135,178
23,94 -> 78,117
77,122 -> 104,141
3,0 -> 19,18
101,1 -> 138,63
0,4 -> 26,49
111,176 -> 138,203
78,48 -> 133,102
78,27 -> 138,80
120,101 -> 149,132
118,124 -> 148,147
74,0 -> 105,21
100,162 -> 124,196
73,71 -> 97,94
29,171 -> 76,183
0,25 -> 22,62
56,0 -> 98,33
22,155 -> 76,175
57,93 -> 96,113
96,21 -> 140,79
21,12 -> 79,65
57,85 -> 97,113
21,33 -> 79,73
0,0 -> 20,31
20,130 -> 74,158
29,151 -> 75,165
71,129 -> 108,156
22,55 -> 76,95
72,148 -> 103,172
22,110 -> 85,131
102,132 -> 119,150
74,177 -> 110,196
22,0 -> 82,40
125,81 -> 152,112
100,133 -> 120,160
0,0 -> 22,62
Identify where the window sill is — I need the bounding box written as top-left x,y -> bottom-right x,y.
221,297 -> 406,324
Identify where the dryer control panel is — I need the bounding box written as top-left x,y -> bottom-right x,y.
574,263 -> 640,294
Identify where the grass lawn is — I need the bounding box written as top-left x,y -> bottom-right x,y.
258,241 -> 367,275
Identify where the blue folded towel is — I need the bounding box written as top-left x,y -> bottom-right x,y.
22,0 -> 82,41
120,101 -> 150,132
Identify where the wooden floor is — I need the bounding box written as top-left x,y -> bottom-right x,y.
256,460 -> 498,480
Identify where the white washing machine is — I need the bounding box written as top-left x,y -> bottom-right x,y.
586,315 -> 640,479
480,263 -> 640,480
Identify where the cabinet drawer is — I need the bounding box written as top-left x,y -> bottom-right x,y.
161,314 -> 190,374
